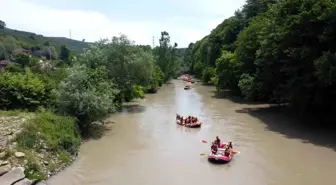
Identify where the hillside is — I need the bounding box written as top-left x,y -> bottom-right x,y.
0,27 -> 90,52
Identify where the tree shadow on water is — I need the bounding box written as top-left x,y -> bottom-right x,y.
82,123 -> 113,140
235,106 -> 336,152
120,104 -> 146,114
211,90 -> 267,105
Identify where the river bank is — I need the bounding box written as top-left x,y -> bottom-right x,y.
0,111 -> 81,184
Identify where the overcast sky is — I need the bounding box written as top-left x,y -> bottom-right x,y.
0,0 -> 246,47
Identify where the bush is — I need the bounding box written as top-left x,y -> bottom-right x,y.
238,73 -> 259,100
0,68 -> 54,109
57,64 -> 119,130
193,61 -> 203,78
202,67 -> 216,84
14,52 -> 30,66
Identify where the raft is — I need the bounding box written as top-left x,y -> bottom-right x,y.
176,120 -> 201,128
184,86 -> 191,90
219,143 -> 238,154
185,122 -> 201,128
208,148 -> 234,163
176,120 -> 184,126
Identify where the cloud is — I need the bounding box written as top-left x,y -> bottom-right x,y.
0,0 -> 245,47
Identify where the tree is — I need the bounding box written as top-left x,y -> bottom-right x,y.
0,43 -> 8,60
14,53 -> 30,66
0,20 -> 5,29
57,64 -> 120,130
43,41 -> 50,46
155,31 -> 180,82
60,45 -> 70,61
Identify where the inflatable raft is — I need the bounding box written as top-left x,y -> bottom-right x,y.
208,148 -> 234,163
185,122 -> 201,128
176,120 -> 184,126
184,86 -> 191,90
219,143 -> 238,154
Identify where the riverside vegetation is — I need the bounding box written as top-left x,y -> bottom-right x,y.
183,0 -> 336,125
0,21 -> 183,181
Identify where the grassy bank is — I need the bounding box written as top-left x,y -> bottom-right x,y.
0,110 -> 81,181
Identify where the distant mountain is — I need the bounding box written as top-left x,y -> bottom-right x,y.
0,27 -> 90,52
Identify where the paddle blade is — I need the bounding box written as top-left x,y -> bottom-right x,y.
202,140 -> 207,143
200,122 -> 204,124
200,153 -> 207,156
232,150 -> 240,154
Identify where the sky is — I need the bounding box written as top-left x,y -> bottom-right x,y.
0,0 -> 246,47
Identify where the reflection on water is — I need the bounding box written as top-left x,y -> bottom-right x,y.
48,80 -> 336,185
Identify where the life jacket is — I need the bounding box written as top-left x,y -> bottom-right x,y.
224,148 -> 230,157
211,145 -> 218,154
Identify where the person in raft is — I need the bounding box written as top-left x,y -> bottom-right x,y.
227,140 -> 233,149
176,114 -> 180,120
224,145 -> 231,157
211,142 -> 218,154
214,136 -> 221,147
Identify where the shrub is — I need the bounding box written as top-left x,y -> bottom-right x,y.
202,67 -> 216,84
238,73 -> 259,100
0,68 -> 54,109
57,64 -> 119,130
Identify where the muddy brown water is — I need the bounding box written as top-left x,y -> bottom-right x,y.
48,80 -> 336,185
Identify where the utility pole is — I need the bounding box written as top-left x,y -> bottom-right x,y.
152,36 -> 155,48
69,29 -> 72,39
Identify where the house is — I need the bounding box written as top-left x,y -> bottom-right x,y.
0,60 -> 20,70
12,48 -> 31,55
31,50 -> 47,60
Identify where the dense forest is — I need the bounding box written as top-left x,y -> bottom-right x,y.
184,0 -> 336,124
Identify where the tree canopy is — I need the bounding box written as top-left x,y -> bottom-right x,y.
185,0 -> 336,123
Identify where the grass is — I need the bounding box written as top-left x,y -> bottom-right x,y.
14,111 -> 81,180
16,111 -> 81,153
23,150 -> 46,181
0,109 -> 28,116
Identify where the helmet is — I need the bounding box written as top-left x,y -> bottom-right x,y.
216,136 -> 219,139
229,140 -> 232,143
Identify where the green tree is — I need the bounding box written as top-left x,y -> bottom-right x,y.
0,20 -> 5,29
57,64 -> 120,130
60,45 -> 70,61
155,31 -> 180,82
0,68 -> 53,109
14,52 -> 30,66
0,43 -> 8,60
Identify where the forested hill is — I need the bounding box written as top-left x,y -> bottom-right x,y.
0,24 -> 90,53
184,0 -> 336,124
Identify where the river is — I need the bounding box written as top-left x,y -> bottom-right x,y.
48,80 -> 336,185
